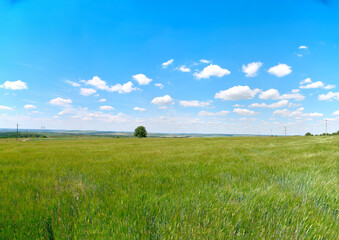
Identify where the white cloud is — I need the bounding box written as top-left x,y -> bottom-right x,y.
154,83 -> 164,89
249,100 -> 289,109
100,106 -> 114,111
179,100 -> 211,107
85,76 -> 108,90
324,84 -> 336,89
318,92 -> 339,101
66,80 -> 80,87
291,89 -> 300,93
194,64 -> 230,79
259,89 -> 305,101
299,46 -> 308,49
279,93 -> 305,101
200,59 -> 211,64
273,108 -> 304,117
259,89 -> 280,100
134,107 -> 146,111
268,64 -> 292,77
80,88 -> 97,96
178,65 -> 191,72
109,81 -> 137,94
233,104 -> 244,107
151,95 -> 174,105
0,80 -> 27,90
332,110 -> 339,116
82,76 -> 141,94
198,110 -> 229,116
0,105 -> 13,110
98,98 -> 107,102
215,85 -> 260,101
233,108 -> 259,116
300,78 -> 312,84
300,81 -> 324,89
24,104 -> 37,109
49,97 -> 72,106
242,61 -> 263,77
162,59 -> 174,68
273,107 -> 323,118
132,74 -> 152,85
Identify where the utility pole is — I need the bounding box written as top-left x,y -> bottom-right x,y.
284,126 -> 287,136
16,123 -> 19,141
325,119 -> 328,136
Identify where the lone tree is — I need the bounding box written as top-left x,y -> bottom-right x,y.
134,126 -> 147,138
305,132 -> 313,136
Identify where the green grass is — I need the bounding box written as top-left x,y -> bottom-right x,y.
1,136 -> 338,239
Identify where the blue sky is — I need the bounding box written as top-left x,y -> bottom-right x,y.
0,0 -> 338,134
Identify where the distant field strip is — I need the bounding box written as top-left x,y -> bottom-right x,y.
0,136 -> 338,239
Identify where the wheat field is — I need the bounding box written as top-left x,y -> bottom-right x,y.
1,136 -> 338,239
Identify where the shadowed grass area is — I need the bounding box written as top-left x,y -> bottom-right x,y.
0,136 -> 338,239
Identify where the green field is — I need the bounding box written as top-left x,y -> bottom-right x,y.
1,136 -> 338,239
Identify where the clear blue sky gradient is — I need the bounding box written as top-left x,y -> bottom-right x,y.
0,0 -> 338,134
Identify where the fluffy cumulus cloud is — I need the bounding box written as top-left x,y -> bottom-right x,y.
80,88 -> 97,96
300,78 -> 312,85
268,64 -> 292,77
151,95 -> 174,105
215,85 -> 260,101
85,76 -> 108,90
299,78 -> 335,89
98,98 -> 107,102
279,93 -> 305,101
24,104 -> 37,109
300,81 -> 324,89
83,76 -> 137,93
259,89 -> 280,100
233,108 -> 259,116
0,105 -> 13,110
154,83 -> 164,89
242,61 -> 263,77
198,110 -> 229,116
0,80 -> 27,90
194,64 -> 230,79
249,100 -> 289,109
299,46 -> 308,49
332,110 -> 339,116
133,107 -> 146,111
162,59 -> 174,68
318,92 -> 339,101
49,97 -> 72,106
259,89 -> 305,101
110,81 -> 137,94
273,107 -> 323,118
132,74 -> 152,85
178,65 -> 191,72
100,106 -> 114,111
179,100 -> 211,107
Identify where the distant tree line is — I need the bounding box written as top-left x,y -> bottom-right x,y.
0,132 -> 47,139
305,130 -> 339,136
